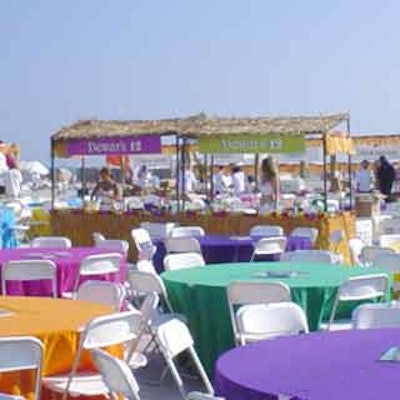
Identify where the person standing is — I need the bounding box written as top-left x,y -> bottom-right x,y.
355,160 -> 374,193
214,165 -> 228,195
377,156 -> 395,197
91,167 -> 121,209
259,157 -> 280,211
231,164 -> 246,196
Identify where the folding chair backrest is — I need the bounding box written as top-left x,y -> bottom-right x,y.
0,336 -> 43,400
31,236 -> 72,248
352,302 -> 400,329
82,310 -> 142,350
236,302 -> 309,343
164,252 -> 205,271
337,274 -> 388,301
372,253 -> 400,273
77,281 -> 125,311
2,260 -> 57,297
328,273 -> 389,329
95,239 -> 129,255
281,249 -> 338,264
128,270 -> 171,310
140,222 -> 176,239
91,348 -> 140,400
80,253 -> 122,276
171,226 -> 205,238
131,228 -> 152,250
291,227 -> 319,244
251,237 -> 287,260
165,237 -> 202,254
360,246 -> 395,266
250,225 -> 284,237
227,281 -> 291,344
74,253 -> 122,294
379,234 -> 400,248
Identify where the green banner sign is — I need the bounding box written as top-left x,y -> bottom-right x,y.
198,133 -> 305,154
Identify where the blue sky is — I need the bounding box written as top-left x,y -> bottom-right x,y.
1,0 -> 400,162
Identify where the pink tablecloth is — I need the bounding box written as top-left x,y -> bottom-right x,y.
0,247 -> 128,297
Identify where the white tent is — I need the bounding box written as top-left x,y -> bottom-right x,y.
20,161 -> 49,176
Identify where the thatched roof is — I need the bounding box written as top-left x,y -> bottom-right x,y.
52,112 -> 349,141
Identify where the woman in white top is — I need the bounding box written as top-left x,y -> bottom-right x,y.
259,157 -> 280,211
231,164 -> 246,196
355,160 -> 373,193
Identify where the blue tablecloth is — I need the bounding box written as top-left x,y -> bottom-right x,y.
0,207 -> 18,248
153,234 -> 312,273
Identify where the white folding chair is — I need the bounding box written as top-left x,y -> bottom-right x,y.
171,226 -> 205,238
131,228 -> 157,261
281,249 -> 341,264
348,238 -> 365,265
92,232 -> 106,245
379,234 -> 400,249
92,348 -> 224,400
2,260 -> 58,297
43,310 -> 142,400
156,319 -> 214,399
325,273 -> 389,331
77,281 -> 126,311
165,237 -> 202,254
226,281 -> 291,346
164,253 -> 205,271
250,236 -> 287,261
352,302 -> 400,329
140,222 -> 177,239
371,252 -> 400,292
128,270 -> 174,313
291,227 -> 319,245
360,246 -> 395,267
236,302 -> 309,345
95,239 -> 130,255
31,236 -> 72,248
250,225 -> 284,237
63,253 -> 122,299
0,336 -> 43,400
91,348 -> 141,400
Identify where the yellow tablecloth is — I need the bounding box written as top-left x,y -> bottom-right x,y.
0,297 -> 121,399
51,210 -> 356,264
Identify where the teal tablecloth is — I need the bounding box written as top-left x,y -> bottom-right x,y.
162,262 -> 392,373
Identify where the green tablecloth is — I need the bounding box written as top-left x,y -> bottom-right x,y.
162,262 -> 391,373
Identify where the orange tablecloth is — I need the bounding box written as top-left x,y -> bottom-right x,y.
0,297 -> 121,399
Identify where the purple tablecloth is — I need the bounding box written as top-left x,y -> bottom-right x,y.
153,235 -> 312,273
0,247 -> 127,297
215,329 -> 400,400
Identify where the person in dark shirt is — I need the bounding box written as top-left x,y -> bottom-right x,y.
377,156 -> 395,197
91,167 -> 121,201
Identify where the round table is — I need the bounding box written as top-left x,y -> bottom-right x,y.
153,235 -> 312,272
0,297 -> 120,399
215,329 -> 400,400
162,262 -> 391,373
0,247 -> 127,297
